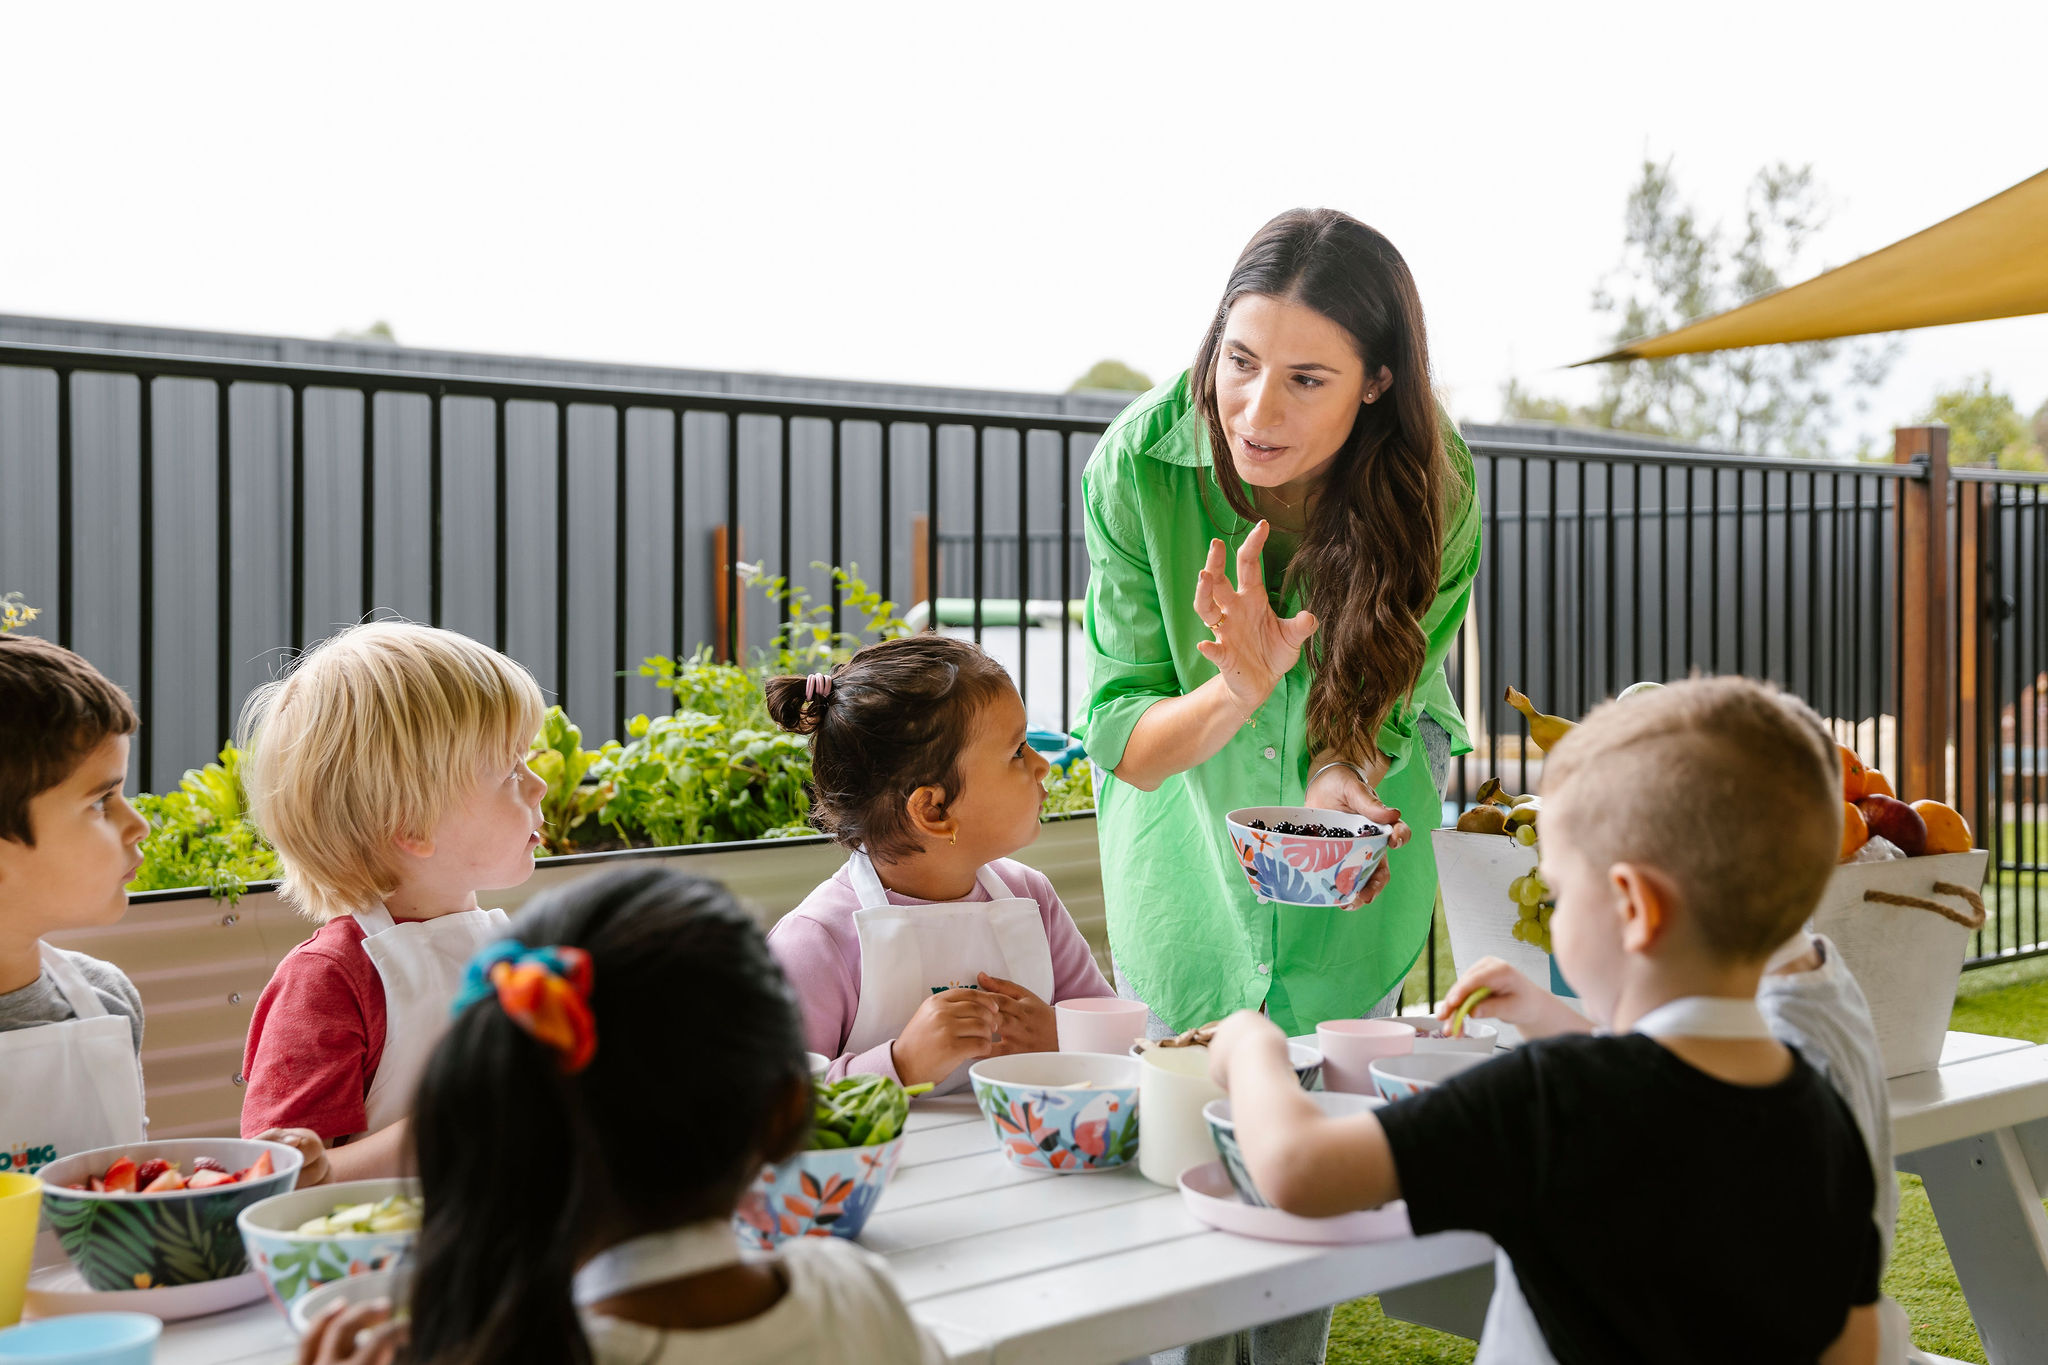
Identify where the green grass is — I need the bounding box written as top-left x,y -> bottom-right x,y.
1327,954 -> 2048,1364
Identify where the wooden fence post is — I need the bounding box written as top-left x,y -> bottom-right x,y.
911,516 -> 929,616
1894,425 -> 1951,804
713,525 -> 745,662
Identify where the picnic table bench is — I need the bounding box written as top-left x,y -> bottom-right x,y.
148,1032 -> 2048,1365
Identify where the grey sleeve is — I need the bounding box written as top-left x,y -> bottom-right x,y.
58,950 -> 145,1056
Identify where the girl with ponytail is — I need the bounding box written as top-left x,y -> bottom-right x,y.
296,865 -> 940,1365
762,635 -> 1114,1095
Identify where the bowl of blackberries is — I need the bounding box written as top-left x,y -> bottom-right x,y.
1225,806 -> 1392,908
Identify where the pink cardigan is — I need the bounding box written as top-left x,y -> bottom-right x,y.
767,857 -> 1113,1082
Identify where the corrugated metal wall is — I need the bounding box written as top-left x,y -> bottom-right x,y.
0,315 -> 1132,788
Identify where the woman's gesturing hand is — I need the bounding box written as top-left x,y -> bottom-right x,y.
1194,520 -> 1318,717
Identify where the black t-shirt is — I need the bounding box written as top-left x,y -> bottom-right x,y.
1377,1033 -> 1880,1364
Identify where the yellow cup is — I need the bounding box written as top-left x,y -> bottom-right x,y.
0,1172 -> 41,1327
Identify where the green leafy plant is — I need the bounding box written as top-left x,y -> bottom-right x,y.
527,706 -> 607,856
589,710 -> 812,848
128,747 -> 279,903
1041,758 -> 1095,817
1,592 -> 36,634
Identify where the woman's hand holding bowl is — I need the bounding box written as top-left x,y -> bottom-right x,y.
1302,760 -> 1410,909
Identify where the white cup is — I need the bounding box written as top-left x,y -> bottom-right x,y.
1136,1045 -> 1225,1188
1055,997 -> 1151,1054
1316,1018 -> 1415,1094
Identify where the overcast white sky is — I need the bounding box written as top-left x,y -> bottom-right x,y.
5,1 -> 2044,453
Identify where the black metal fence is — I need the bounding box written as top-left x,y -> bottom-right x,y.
4,341 -> 2040,988
1953,468 -> 2048,967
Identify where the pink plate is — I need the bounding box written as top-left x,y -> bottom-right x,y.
25,1265 -> 269,1322
1177,1161 -> 1411,1245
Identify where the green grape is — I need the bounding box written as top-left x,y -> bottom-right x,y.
1514,824 -> 1539,847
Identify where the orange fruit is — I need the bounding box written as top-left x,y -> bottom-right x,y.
1912,800 -> 1972,855
1862,769 -> 1895,799
1840,801 -> 1869,861
1836,745 -> 1868,801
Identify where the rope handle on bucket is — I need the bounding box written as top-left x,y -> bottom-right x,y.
1862,881 -> 1987,932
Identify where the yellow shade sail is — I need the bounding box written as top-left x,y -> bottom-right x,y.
1579,169 -> 2048,364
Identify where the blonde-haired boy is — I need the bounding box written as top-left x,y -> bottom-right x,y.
239,623 -> 546,1182
1208,677 -> 1883,1364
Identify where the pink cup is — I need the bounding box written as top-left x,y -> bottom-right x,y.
1055,997 -> 1151,1054
1316,1018 -> 1416,1094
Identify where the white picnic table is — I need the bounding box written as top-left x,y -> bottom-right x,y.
145,1031 -> 2048,1365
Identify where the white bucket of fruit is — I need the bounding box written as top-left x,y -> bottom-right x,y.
1434,780 -> 1568,1043
1812,748 -> 1986,1079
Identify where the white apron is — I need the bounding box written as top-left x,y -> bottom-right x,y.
1,947 -> 148,1270
1474,995 -> 1775,1365
350,906 -> 510,1133
841,852 -> 1055,1096
0,944 -> 146,1176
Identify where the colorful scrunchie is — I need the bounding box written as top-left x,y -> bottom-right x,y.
451,941 -> 598,1074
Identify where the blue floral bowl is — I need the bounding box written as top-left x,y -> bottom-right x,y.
1204,1093 -> 1382,1207
237,1178 -> 418,1314
1226,807 -> 1391,907
969,1052 -> 1140,1173
732,1136 -> 904,1249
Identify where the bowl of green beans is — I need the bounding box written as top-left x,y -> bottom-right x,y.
731,1074 -> 930,1249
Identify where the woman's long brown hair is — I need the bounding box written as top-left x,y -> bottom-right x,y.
1191,208 -> 1454,767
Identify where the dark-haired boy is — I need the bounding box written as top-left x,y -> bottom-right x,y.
0,634 -> 151,1171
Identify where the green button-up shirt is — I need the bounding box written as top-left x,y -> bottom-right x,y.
1076,371 -> 1482,1035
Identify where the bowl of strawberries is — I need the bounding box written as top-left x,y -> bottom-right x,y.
36,1139 -> 301,1292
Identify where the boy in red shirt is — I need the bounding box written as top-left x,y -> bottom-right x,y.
238,623 -> 546,1181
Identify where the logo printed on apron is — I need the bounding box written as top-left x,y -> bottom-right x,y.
840,851 -> 1056,1096
0,945 -> 145,1176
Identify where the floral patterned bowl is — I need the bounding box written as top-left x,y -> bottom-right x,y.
237,1178 -> 419,1314
969,1052 -> 1140,1173
1226,807 -> 1391,907
35,1139 -> 302,1293
1368,1050 -> 1490,1103
1204,1093 -> 1382,1207
733,1136 -> 904,1249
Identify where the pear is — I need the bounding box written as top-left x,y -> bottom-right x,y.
1505,686 -> 1576,753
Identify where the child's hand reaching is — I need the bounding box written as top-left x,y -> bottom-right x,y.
1438,957 -> 1591,1041
1203,1009 -> 1288,1091
892,987 -> 1001,1085
258,1127 -> 332,1186
297,1298 -> 406,1365
978,973 -> 1058,1055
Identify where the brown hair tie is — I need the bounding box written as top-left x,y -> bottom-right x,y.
1862,881 -> 1987,932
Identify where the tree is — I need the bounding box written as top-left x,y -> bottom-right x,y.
332,320 -> 399,344
1501,159 -> 1897,456
1071,359 -> 1152,393
1925,376 -> 2048,471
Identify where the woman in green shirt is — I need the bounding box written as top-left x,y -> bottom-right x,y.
1080,208 -> 1482,1040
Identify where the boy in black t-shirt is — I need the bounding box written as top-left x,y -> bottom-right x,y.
1207,677 -> 1881,1365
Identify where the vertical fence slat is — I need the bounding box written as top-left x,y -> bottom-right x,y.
428,390 -> 443,626
614,406 -> 630,731
1059,434 -> 1072,734
972,427 -> 985,646
554,402 -> 570,713
494,397 -> 509,653
55,369 -> 73,649
289,384 -> 305,651
361,390 -> 376,622
136,374 -> 154,793
1018,428 -> 1030,712
216,380 -> 232,748
671,408 -> 685,658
